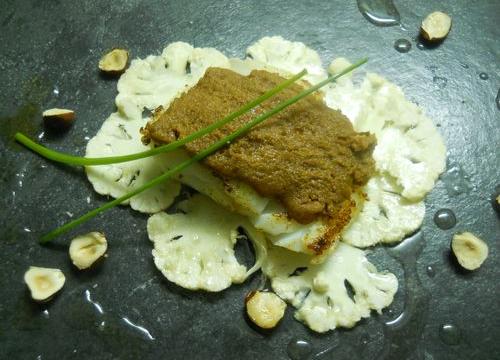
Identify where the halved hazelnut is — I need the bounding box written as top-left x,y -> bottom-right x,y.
69,232 -> 108,270
245,291 -> 286,329
98,48 -> 129,75
43,108 -> 75,130
421,11 -> 452,42
24,266 -> 65,302
451,232 -> 488,271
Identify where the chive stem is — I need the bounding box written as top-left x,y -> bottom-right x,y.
40,58 -> 367,243
15,70 -> 307,166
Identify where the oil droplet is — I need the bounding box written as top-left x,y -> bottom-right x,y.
394,38 -> 411,53
433,76 -> 448,89
287,339 -> 312,360
41,309 -> 50,319
357,0 -> 401,27
426,265 -> 435,278
479,72 -> 488,80
433,209 -> 456,229
441,164 -> 473,195
122,317 -> 155,341
84,289 -> 104,315
416,42 -> 426,50
53,87 -> 60,96
439,324 -> 461,345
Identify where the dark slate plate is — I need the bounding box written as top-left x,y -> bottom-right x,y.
0,1 -> 498,359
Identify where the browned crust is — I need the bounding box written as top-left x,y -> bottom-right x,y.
307,199 -> 355,255
140,105 -> 164,145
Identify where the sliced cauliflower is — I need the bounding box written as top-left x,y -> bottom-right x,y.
147,194 -> 267,292
248,51 -> 440,248
87,39 -> 444,253
85,112 -> 181,213
116,42 -> 231,119
87,40 -> 331,253
324,67 -> 446,201
246,36 -> 327,84
263,242 -> 398,332
169,148 -> 339,255
86,42 -> 231,213
342,175 -> 425,247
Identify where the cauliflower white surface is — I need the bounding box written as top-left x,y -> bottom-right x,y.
324,69 -> 446,201
87,39 -> 343,254
321,58 -> 445,247
116,42 -> 230,119
342,175 -> 425,247
250,200 -> 333,254
86,42 -> 231,213
87,38 -> 445,254
148,194 -> 267,292
85,112 -> 180,213
263,242 -> 398,332
82,37 -> 450,333
246,36 -> 327,84
245,44 -> 445,248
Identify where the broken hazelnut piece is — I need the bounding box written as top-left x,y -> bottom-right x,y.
245,291 -> 286,329
420,11 -> 452,42
451,232 -> 488,271
43,108 -> 75,130
24,266 -> 65,302
69,232 -> 108,270
98,48 -> 129,75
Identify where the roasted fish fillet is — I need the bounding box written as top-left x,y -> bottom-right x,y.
142,67 -> 376,256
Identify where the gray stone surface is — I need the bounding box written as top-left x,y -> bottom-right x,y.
0,0 -> 498,359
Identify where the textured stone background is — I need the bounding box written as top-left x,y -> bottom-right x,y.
0,0 -> 498,359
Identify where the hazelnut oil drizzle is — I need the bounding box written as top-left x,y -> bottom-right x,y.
357,0 -> 401,27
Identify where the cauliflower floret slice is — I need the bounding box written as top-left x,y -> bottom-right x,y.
116,42 -> 231,119
148,194 -> 267,292
263,242 -> 397,333
85,112 -> 181,213
324,66 -> 446,201
246,36 -> 327,84
88,39 -> 443,254
341,175 -> 425,247
86,42 -> 231,213
88,40 -> 335,254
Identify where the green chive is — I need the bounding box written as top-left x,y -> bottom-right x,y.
40,58 -> 367,243
15,70 -> 307,166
